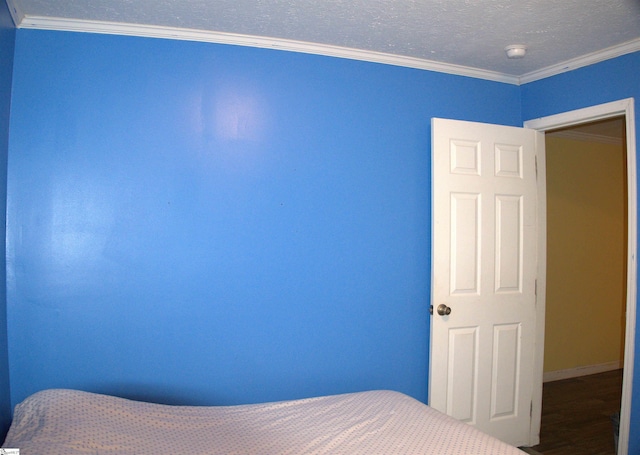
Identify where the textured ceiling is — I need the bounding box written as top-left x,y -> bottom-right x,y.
6,0 -> 640,80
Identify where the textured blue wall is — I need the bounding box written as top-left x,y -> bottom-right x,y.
521,51 -> 640,454
7,29 -> 521,408
0,0 -> 14,439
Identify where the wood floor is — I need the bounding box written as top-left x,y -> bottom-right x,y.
528,369 -> 623,455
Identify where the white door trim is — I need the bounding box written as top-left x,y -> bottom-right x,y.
524,98 -> 636,455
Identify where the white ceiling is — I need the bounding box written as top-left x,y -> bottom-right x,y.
5,0 -> 640,84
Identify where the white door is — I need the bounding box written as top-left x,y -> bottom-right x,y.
429,118 -> 543,446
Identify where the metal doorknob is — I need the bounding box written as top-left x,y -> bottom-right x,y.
437,304 -> 452,316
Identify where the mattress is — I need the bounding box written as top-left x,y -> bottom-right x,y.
3,388 -> 524,454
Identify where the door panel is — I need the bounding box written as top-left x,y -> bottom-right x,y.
491,322 -> 520,419
430,118 -> 543,446
495,195 -> 522,292
451,192 -> 480,294
447,326 -> 478,422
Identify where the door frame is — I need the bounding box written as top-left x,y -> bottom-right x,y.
524,97 -> 636,455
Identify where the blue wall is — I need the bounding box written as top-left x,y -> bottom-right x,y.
5,21 -> 640,454
0,0 -> 14,438
7,29 -> 522,408
521,51 -> 640,453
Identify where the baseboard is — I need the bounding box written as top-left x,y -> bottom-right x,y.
543,361 -> 622,383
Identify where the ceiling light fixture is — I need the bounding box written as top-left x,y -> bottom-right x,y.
505,44 -> 527,59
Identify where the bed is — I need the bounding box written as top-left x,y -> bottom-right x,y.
2,388 -> 525,454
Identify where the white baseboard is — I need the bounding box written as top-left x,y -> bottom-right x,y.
543,361 -> 623,383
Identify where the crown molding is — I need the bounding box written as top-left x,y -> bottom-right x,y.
4,0 -> 25,27
519,38 -> 640,85
12,14 -> 640,86
15,15 -> 521,85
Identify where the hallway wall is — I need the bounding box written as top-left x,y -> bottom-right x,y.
544,134 -> 627,377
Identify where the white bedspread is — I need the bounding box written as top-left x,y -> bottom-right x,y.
3,389 -> 524,454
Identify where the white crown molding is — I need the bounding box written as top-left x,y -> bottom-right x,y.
520,38 -> 640,85
12,14 -> 640,86
4,0 -> 25,27
15,15 -> 521,85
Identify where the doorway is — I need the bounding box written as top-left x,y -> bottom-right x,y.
538,116 -> 627,453
545,117 -> 627,382
524,98 -> 637,455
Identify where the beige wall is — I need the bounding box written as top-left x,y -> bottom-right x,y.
544,135 -> 626,373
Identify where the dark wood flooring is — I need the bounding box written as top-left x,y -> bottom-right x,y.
528,369 -> 623,455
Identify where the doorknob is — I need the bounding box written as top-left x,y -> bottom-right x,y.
437,304 -> 452,316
